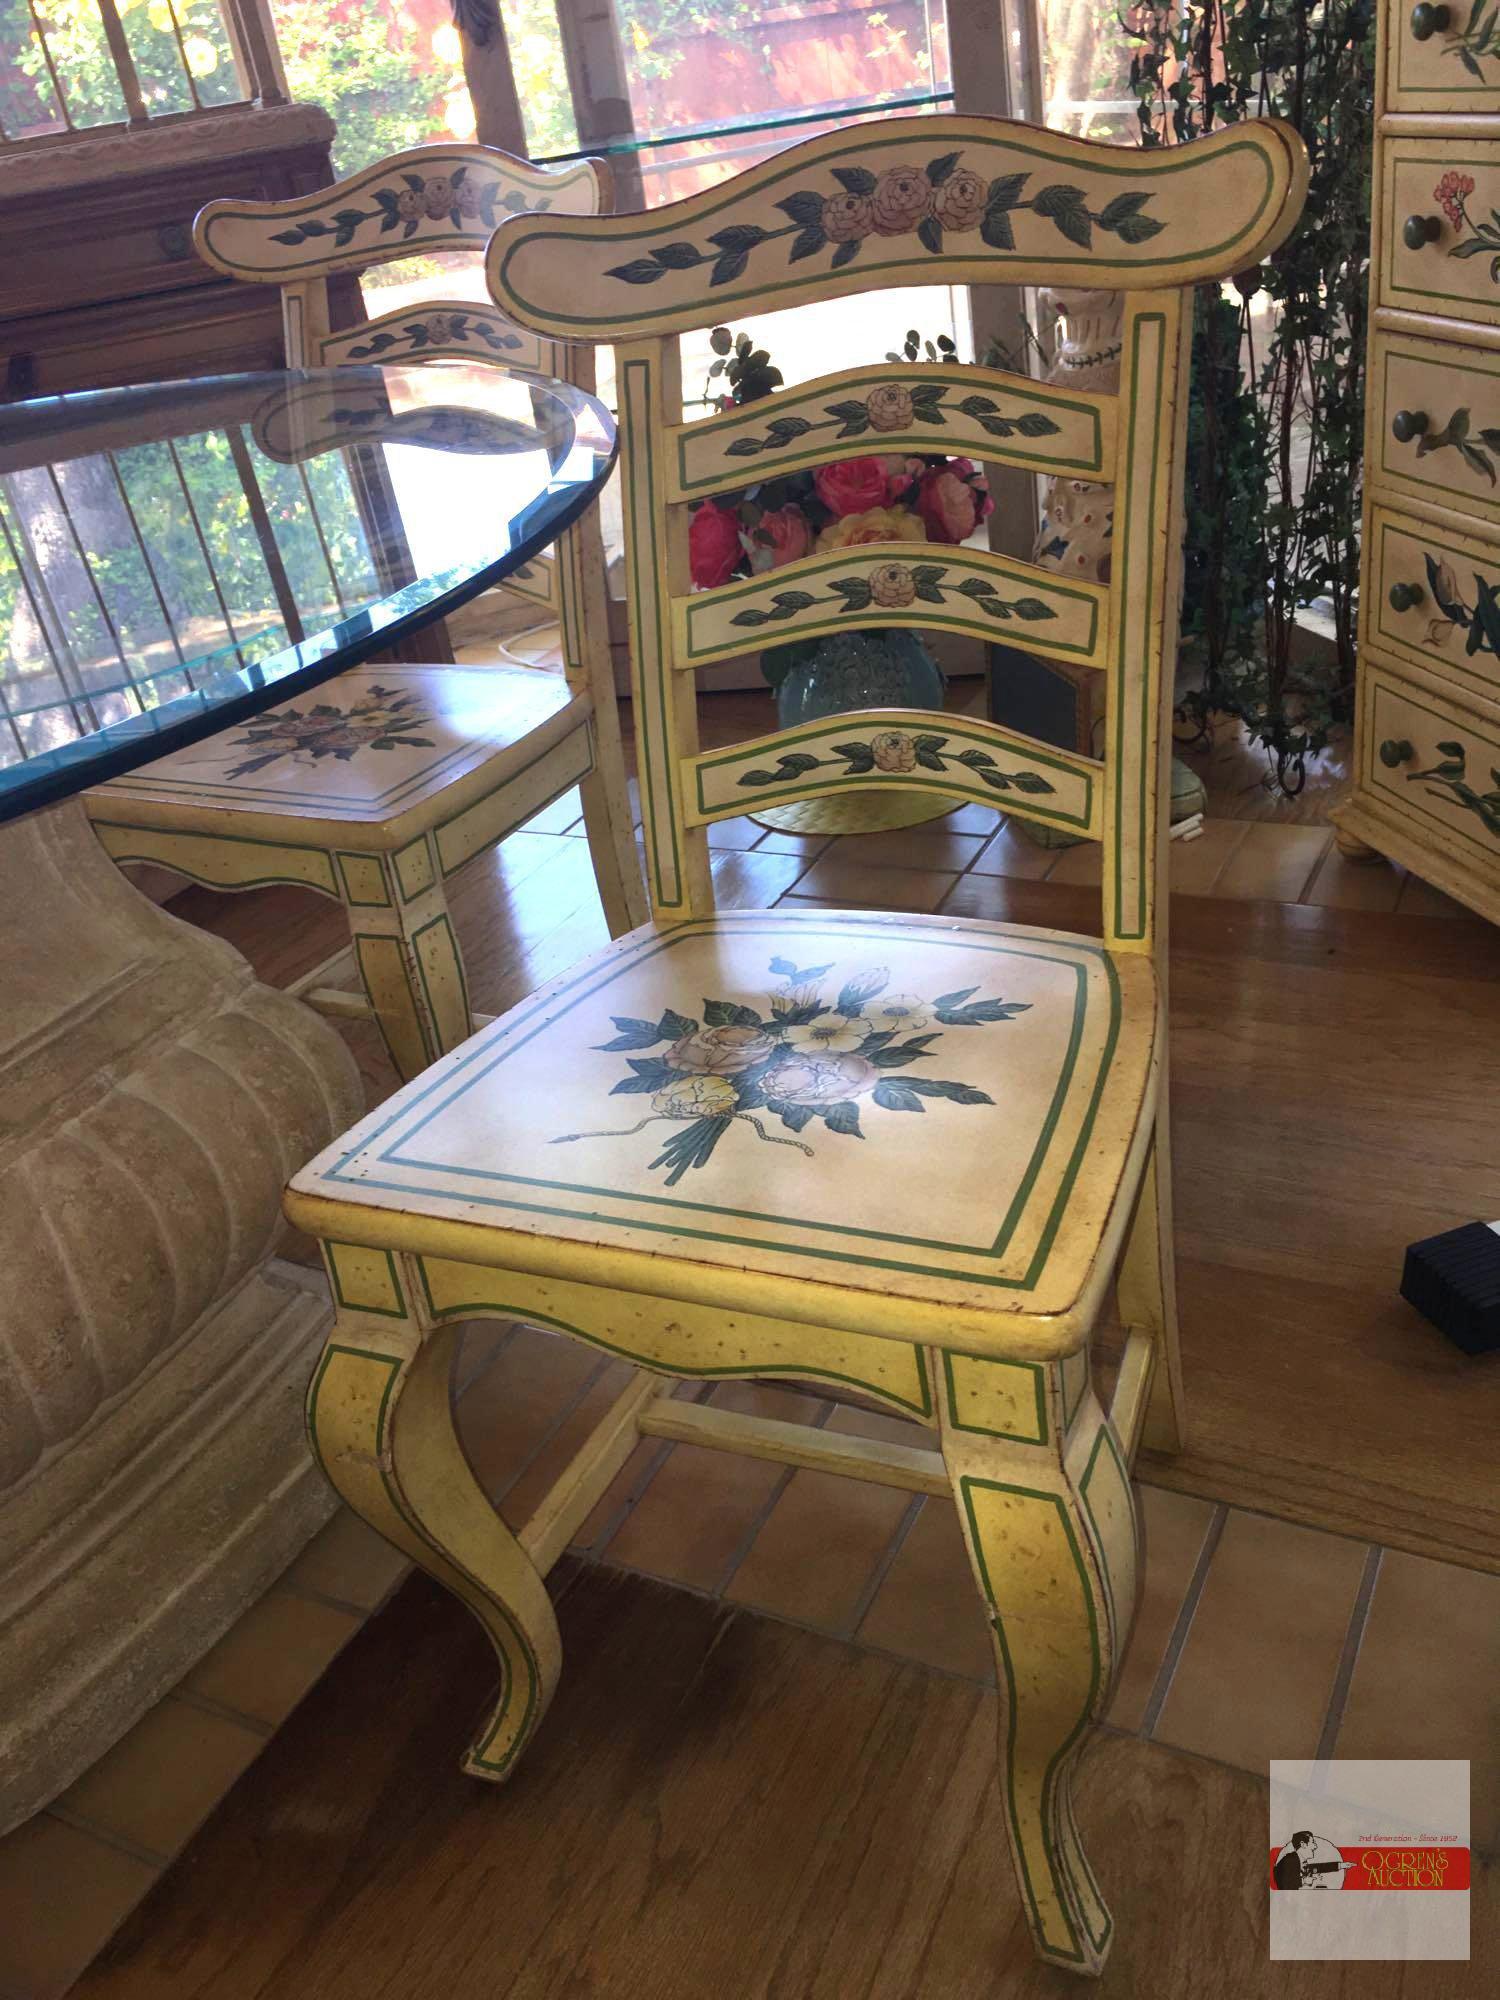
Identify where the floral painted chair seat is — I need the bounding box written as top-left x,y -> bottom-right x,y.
284,115 -> 1308,1978
85,146 -> 644,1081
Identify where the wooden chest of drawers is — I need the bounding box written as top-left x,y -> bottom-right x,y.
1335,0 -> 1500,918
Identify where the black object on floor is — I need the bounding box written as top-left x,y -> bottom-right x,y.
1402,1222 -> 1500,1356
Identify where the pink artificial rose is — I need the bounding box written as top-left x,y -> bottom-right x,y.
752,504 -> 812,571
916,459 -> 993,545
813,456 -> 891,519
689,501 -> 744,589
882,454 -> 925,505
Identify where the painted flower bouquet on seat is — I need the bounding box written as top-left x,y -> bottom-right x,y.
551,956 -> 1029,1186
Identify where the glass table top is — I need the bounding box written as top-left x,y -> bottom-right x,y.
0,362 -> 615,823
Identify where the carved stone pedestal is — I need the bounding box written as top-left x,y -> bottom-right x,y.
0,801 -> 363,1834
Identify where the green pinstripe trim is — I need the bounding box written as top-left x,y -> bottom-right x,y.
495,131 -> 1278,331
1376,343 -> 1500,518
393,836 -> 435,904
327,1245 -> 406,1319
674,372 -> 1107,495
89,820 -> 341,897
960,1475 -> 1103,1965
1372,515 -> 1500,692
336,851 -> 392,907
621,355 -> 685,911
1387,152 -> 1500,314
410,909 -> 471,1052
1077,1419 -> 1132,1661
326,922 -> 1118,1294
692,717 -> 1096,833
682,549 -> 1103,666
352,931 -> 437,1071
304,1341 -> 542,1775
1367,677 -> 1500,862
1110,310 -> 1168,943
432,724 -> 594,879
941,1351 -> 1049,1444
414,1263 -> 935,1419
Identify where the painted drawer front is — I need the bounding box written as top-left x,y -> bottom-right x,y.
1369,503 -> 1500,697
1387,0 -> 1500,112
1382,140 -> 1500,328
1371,330 -> 1500,526
1362,661 -> 1500,860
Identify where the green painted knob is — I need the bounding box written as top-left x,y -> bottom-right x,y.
1391,409 -> 1429,443
1404,213 -> 1442,250
1379,739 -> 1416,767
1410,3 -> 1451,38
1388,581 -> 1426,612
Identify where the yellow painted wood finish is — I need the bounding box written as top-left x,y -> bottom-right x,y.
675,544 -> 1108,673
687,710 -> 1102,838
186,140 -> 645,950
666,360 -> 1115,500
1333,0 -> 1500,923
486,116 -> 1308,341
291,113 -> 1309,1979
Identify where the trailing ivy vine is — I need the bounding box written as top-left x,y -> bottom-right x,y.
1127,0 -> 1375,793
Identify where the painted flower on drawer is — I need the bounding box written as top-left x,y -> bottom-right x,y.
605,150 -> 1165,288
550,956 -> 1028,1185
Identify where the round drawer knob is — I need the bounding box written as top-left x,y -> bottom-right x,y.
1388,581 -> 1426,612
1410,3 -> 1451,38
1391,409 -> 1429,443
1403,213 -> 1443,250
1379,739 -> 1416,767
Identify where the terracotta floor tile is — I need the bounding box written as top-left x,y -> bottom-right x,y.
1152,1510 -> 1367,1771
1044,839 -> 1103,886
455,1325 -> 605,1498
284,1504 -> 409,1613
55,1696 -> 264,1862
0,1813 -> 158,2000
727,1467 -> 912,1632
1212,822 -> 1332,904
1167,817 -> 1247,897
1303,845 -> 1405,912
753,828 -> 832,859
1334,1552 -> 1500,1849
454,1319 -> 515,1395
823,826 -> 989,872
1396,871 -> 1470,918
500,1357 -> 639,1530
786,855 -> 960,912
1107,1486 -> 1217,1732
968,822 -> 1060,879
933,801 -> 1005,836
708,847 -> 813,909
181,1588 -> 362,1730
937,871 -> 1066,926
705,815 -> 767,851
856,1496 -> 995,1683
602,1383 -> 824,1592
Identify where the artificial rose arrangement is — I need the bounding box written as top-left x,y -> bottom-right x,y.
687,326 -> 993,596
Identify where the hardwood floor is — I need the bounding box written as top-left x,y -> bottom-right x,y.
76,1564 -> 1492,2000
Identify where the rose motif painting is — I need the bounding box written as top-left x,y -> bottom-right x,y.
550,956 -> 1030,1185
220,684 -> 436,781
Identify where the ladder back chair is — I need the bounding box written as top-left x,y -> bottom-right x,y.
83,145 -> 644,1083
287,116 -> 1307,1975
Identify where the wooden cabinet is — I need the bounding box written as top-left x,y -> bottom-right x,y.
0,104 -> 342,400
1336,0 -> 1500,920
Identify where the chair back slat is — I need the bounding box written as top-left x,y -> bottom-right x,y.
488,113 -> 1309,945
321,305 -> 553,375
195,145 -> 604,284
669,361 -> 1114,502
674,546 -> 1108,675
688,712 -> 1102,840
488,116 -> 1307,342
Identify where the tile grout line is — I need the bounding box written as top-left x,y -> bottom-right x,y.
42,1803 -> 171,1874
844,1492 -> 927,1642
1140,1501 -> 1228,1742
1314,1543 -> 1384,1763
484,1351 -> 614,1509
166,1686 -> 277,1740
277,1577 -> 391,1622
452,1322 -> 518,1403
581,1380 -> 717,1559
710,1399 -> 836,1599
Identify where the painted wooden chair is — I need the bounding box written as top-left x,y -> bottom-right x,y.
84,145 -> 644,1082
285,116 -> 1307,1975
